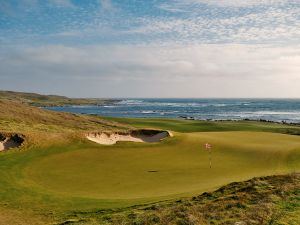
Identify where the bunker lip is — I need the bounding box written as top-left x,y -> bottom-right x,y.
0,133 -> 25,151
86,129 -> 172,145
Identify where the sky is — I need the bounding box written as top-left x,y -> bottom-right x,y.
0,0 -> 299,98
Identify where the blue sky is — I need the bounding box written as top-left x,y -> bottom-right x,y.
0,0 -> 299,97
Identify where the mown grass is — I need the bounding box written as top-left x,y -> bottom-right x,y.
0,100 -> 300,224
103,117 -> 300,135
23,132 -> 300,201
1,130 -> 299,224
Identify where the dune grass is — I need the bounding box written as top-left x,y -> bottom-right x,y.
0,90 -> 118,107
101,173 -> 300,225
0,100 -> 129,133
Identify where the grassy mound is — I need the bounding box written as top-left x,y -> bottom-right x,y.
101,173 -> 300,225
0,90 -> 118,106
0,99 -> 129,133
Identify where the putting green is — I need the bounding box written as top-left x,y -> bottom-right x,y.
22,131 -> 300,200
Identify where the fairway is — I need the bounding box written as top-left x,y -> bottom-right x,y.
22,131 -> 300,200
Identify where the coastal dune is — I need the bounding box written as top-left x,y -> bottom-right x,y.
86,129 -> 172,145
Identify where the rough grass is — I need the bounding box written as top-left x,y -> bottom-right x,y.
0,99 -> 131,150
95,173 -> 300,225
0,100 -> 129,132
0,90 -> 118,106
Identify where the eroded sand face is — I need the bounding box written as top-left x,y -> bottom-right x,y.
86,130 -> 172,145
0,134 -> 24,151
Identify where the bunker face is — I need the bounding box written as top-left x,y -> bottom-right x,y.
86,129 -> 172,145
0,133 -> 24,151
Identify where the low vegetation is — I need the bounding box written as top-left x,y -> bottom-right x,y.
0,97 -> 299,224
104,117 -> 300,135
98,173 -> 300,225
0,90 -> 119,106
0,99 -> 129,133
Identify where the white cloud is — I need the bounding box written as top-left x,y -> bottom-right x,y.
166,0 -> 287,8
132,3 -> 300,44
1,44 -> 300,97
1,0 -> 298,46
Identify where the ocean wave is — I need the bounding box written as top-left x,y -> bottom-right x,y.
118,101 -> 233,108
141,111 -> 156,114
46,99 -> 300,123
117,100 -> 144,105
250,111 -> 300,115
103,105 -> 118,108
68,105 -> 96,108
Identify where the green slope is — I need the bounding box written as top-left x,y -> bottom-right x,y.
22,131 -> 300,200
0,101 -> 300,224
101,173 -> 300,225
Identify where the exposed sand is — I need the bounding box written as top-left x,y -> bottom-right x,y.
86,129 -> 172,145
0,134 -> 24,151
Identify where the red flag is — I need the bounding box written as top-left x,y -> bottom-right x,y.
205,143 -> 212,150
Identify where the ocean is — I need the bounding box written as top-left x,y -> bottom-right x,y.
46,99 -> 300,123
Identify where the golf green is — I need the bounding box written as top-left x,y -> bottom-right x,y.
22,131 -> 300,201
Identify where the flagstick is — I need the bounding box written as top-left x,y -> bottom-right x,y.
204,143 -> 213,169
209,149 -> 212,169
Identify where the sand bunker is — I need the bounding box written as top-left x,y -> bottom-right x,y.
0,133 -> 24,151
86,129 -> 172,145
